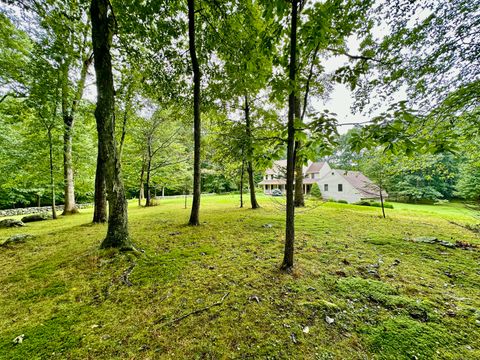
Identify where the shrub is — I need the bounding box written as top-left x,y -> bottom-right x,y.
370,201 -> 394,209
310,183 -> 322,198
354,200 -> 394,209
337,199 -> 348,204
355,200 -> 371,206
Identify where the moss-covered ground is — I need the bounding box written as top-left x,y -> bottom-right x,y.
0,195 -> 479,359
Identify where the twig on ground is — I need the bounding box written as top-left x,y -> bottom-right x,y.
166,292 -> 230,325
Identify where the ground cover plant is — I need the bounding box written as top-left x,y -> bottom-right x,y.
1,195 -> 479,359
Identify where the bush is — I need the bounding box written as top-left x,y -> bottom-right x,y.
310,183 -> 322,199
355,200 -> 394,209
337,200 -> 348,204
355,200 -> 371,206
370,201 -> 394,209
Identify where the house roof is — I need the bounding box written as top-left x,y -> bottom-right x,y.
258,179 -> 286,185
265,160 -> 287,175
306,161 -> 326,174
335,169 -> 388,198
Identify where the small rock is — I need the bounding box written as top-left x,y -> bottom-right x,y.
101,334 -> 111,340
249,295 -> 261,303
91,324 -> 100,329
465,345 -> 472,351
13,334 -> 24,344
290,333 -> 297,344
262,224 -> 272,228
325,316 -> 335,324
21,213 -> 49,223
302,326 -> 309,334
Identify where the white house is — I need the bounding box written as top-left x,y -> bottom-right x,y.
258,160 -> 386,203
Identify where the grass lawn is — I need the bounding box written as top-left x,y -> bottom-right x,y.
0,195 -> 479,359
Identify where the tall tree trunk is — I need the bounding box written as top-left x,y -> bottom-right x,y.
91,0 -> 131,249
60,54 -> 92,215
145,157 -> 152,206
240,154 -> 245,208
244,94 -> 260,209
294,97 -> 304,207
281,0 -> 298,271
138,158 -> 145,206
380,189 -> 386,218
48,129 -> 57,220
62,112 -> 78,214
188,0 -> 201,226
93,150 -> 107,223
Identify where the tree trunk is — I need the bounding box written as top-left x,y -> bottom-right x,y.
188,0 -> 201,226
60,53 -> 91,215
62,113 -> 78,214
244,94 -> 260,209
37,194 -> 41,207
380,189 -> 386,218
281,0 -> 298,271
240,155 -> 245,208
48,129 -> 57,220
294,97 -> 304,207
138,158 -> 145,206
93,150 -> 107,223
145,157 -> 152,206
91,0 -> 131,249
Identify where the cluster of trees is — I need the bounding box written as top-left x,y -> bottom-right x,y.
0,0 -> 477,268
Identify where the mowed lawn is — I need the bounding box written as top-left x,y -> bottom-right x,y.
0,195 -> 479,359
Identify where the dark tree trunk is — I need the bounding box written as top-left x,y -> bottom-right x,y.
188,0 -> 201,226
244,94 -> 260,209
294,97 -> 304,207
281,0 -> 298,271
91,0 -> 131,249
93,150 -> 107,223
145,157 -> 152,207
380,189 -> 386,218
48,129 -> 57,220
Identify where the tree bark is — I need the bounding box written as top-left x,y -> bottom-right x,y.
60,54 -> 92,215
294,97 -> 304,207
281,0 -> 298,271
188,0 -> 201,226
145,155 -> 152,206
380,189 -> 386,218
138,156 -> 145,206
93,150 -> 107,223
240,153 -> 245,208
244,94 -> 260,209
48,129 -> 57,220
91,0 -> 131,249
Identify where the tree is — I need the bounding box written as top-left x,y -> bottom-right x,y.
90,0 -> 131,249
187,0 -> 201,226
281,0 -> 299,271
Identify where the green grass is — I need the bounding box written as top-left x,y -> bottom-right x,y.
0,195 -> 479,359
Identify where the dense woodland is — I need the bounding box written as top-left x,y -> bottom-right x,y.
0,0 -> 479,268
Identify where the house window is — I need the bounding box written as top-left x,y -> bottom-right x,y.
324,184 -> 328,191
338,184 -> 343,192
